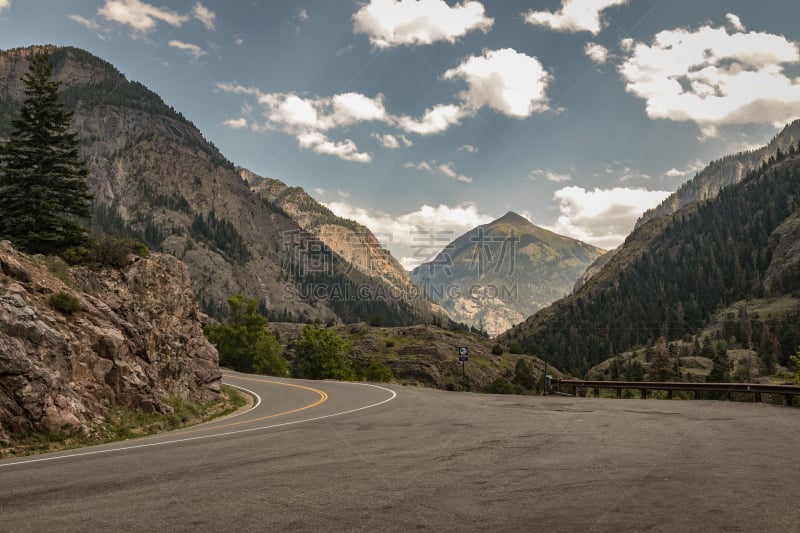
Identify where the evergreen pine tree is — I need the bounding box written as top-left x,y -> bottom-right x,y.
0,50 -> 92,254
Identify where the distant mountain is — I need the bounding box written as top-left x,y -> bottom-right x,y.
636,120 -> 800,228
0,45 -> 437,326
410,212 -> 605,336
500,148 -> 800,376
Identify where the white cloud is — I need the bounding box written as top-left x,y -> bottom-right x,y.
372,133 -> 412,149
406,160 -> 472,183
619,18 -> 800,136
404,161 -> 433,172
459,144 -> 478,153
353,0 -> 493,49
337,189 -> 350,198
98,0 -> 188,32
543,186 -> 670,250
530,169 -> 572,183
192,1 -> 215,30
436,162 -> 473,183
584,42 -> 609,64
726,13 -> 745,32
297,131 -> 372,163
313,187 -> 327,196
233,35 -> 244,45
222,117 -> 248,129
397,104 -> 466,135
0,0 -> 10,14
664,159 -> 705,178
325,201 -> 494,270
444,48 -> 551,118
68,14 -> 100,30
297,7 -> 309,22
524,0 -> 628,35
168,39 -> 207,59
217,84 -> 390,162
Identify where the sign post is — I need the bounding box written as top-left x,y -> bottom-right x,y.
458,347 -> 468,390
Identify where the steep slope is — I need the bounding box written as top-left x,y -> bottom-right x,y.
242,168 -> 416,293
636,120 -> 800,228
0,241 -> 220,442
0,45 -> 433,325
411,212 -> 605,336
500,149 -> 800,376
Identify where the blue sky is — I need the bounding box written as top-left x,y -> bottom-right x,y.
2,0 -> 800,269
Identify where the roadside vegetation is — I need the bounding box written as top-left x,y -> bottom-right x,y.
0,385 -> 248,460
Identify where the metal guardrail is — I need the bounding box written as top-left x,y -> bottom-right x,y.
554,379 -> 800,405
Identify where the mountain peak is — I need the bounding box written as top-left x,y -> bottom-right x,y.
495,211 -> 530,225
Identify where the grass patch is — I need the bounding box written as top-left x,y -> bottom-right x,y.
0,386 -> 248,459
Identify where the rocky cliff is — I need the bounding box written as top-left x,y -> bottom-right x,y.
0,241 -> 221,443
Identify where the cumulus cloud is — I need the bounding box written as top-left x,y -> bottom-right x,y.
217,83 -> 388,162
619,18 -> 800,136
68,14 -> 100,30
544,186 -> 670,249
0,0 -> 9,15
524,0 -> 628,35
168,40 -> 207,59
222,117 -> 248,129
406,160 -> 472,183
353,0 -> 493,48
459,144 -> 479,153
584,42 -> 609,64
192,1 -> 215,30
98,0 -> 187,32
325,201 -> 493,269
372,133 -> 412,148
297,7 -> 309,21
530,169 -> 572,183
443,48 -> 551,118
664,159 -> 706,178
726,13 -> 745,32
397,104 -> 466,135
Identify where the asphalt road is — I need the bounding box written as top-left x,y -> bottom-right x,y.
1,371 -> 799,532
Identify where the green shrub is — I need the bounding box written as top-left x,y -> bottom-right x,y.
491,344 -> 504,355
63,236 -> 150,268
292,324 -> 355,380
362,360 -> 393,382
49,292 -> 81,314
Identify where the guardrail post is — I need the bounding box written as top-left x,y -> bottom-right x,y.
640,389 -> 647,399
786,394 -> 793,407
594,387 -> 600,398
667,389 -> 673,399
616,388 -> 622,399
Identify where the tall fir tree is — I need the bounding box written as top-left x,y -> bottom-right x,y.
0,50 -> 92,254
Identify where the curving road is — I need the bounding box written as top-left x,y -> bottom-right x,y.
1,372 -> 799,532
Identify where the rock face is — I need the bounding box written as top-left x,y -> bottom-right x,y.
0,241 -> 221,442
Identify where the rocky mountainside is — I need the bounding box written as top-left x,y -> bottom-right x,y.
242,168 -> 426,307
410,212 -> 605,336
0,45 -> 436,326
0,241 -> 220,443
500,148 -> 800,376
636,120 -> 800,228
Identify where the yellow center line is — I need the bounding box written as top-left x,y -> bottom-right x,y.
175,377 -> 328,435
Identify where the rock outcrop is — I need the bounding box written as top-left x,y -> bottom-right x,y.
0,241 -> 220,443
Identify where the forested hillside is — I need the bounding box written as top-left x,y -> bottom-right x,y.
501,147 -> 800,376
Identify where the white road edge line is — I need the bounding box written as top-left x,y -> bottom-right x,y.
0,383 -> 396,469
208,384 -> 262,423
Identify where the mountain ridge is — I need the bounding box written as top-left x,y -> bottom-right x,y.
411,211 -> 605,336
